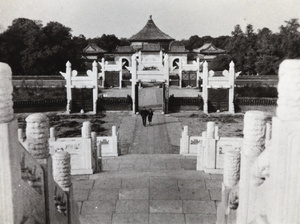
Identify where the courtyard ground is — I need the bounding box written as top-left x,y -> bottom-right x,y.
16,109 -> 274,224
72,113 -> 223,224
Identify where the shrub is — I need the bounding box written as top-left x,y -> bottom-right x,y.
235,85 -> 277,98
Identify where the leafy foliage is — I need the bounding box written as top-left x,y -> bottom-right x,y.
0,18 -> 87,75
0,17 -> 299,76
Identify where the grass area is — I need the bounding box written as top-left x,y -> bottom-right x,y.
173,112 -> 273,138
13,86 -> 66,101
16,112 -> 126,138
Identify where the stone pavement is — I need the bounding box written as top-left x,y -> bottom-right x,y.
72,113 -> 222,224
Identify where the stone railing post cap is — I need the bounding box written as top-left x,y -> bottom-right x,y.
53,149 -> 70,159
0,62 -> 12,77
279,59 -> 300,74
245,110 -> 266,118
26,113 -> 49,122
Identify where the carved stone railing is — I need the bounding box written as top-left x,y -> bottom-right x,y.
180,120 -> 271,175
47,122 -> 118,174
0,63 -> 79,223
217,59 -> 300,224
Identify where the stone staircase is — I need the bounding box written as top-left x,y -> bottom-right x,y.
72,114 -> 222,224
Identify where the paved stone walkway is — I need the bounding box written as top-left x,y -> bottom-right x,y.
72,113 -> 222,224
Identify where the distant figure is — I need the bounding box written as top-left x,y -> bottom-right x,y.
140,107 -> 148,127
148,108 -> 154,125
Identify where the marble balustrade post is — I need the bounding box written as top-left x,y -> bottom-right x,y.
267,60 -> 300,223
52,149 -> 71,192
180,126 -> 189,155
26,113 -> 56,223
196,131 -> 207,171
205,122 -> 217,169
0,63 -> 23,223
217,150 -> 240,224
236,111 -> 266,224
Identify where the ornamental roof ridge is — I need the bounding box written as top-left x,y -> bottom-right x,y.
129,15 -> 175,42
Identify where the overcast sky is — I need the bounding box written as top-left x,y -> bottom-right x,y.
0,0 -> 299,40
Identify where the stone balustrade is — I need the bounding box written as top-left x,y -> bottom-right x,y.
180,123 -> 244,174
217,59 -> 300,224
0,63 -> 79,223
48,123 -> 118,174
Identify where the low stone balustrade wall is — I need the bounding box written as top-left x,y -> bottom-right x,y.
47,123 -> 118,175
20,119 -> 119,175
180,123 -> 244,174
180,119 -> 271,175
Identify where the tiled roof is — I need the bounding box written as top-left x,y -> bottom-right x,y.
141,43 -> 161,51
114,46 -> 134,53
169,45 -> 188,53
129,16 -> 175,42
83,43 -> 106,54
193,43 -> 225,54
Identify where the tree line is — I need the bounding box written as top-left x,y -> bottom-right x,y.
0,18 -> 299,75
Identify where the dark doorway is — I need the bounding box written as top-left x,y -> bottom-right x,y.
71,88 -> 93,112
208,88 -> 229,112
182,71 -> 197,87
105,71 -> 119,87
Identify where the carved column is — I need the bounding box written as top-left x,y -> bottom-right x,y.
49,127 -> 55,141
0,63 -> 23,223
196,57 -> 200,88
131,54 -> 137,114
82,121 -> 91,139
237,111 -> 266,224
101,58 -> 105,88
26,113 -> 56,223
52,149 -> 71,191
202,61 -> 208,113
180,126 -> 189,155
228,61 -> 235,113
205,122 -> 217,170
267,59 -> 300,223
265,123 -> 272,149
92,61 -> 98,114
80,121 -> 93,174
217,150 -> 240,224
164,53 -> 170,85
26,113 -> 50,159
197,131 -> 207,171
111,126 -> 118,156
223,150 -> 240,188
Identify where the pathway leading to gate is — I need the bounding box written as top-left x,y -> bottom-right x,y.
72,113 -> 222,224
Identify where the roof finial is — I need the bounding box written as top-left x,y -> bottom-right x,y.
150,15 -> 152,20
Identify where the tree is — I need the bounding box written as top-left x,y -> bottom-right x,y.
91,34 -> 120,52
0,18 -> 44,75
119,38 -> 130,46
279,18 -> 300,58
208,55 -> 232,71
185,35 -> 203,50
226,24 -> 247,72
255,27 -> 281,75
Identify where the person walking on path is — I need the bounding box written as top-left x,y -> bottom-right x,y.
148,108 -> 154,125
140,107 -> 148,127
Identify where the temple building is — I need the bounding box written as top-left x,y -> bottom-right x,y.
193,42 -> 226,62
82,16 -> 203,88
82,43 -> 106,67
